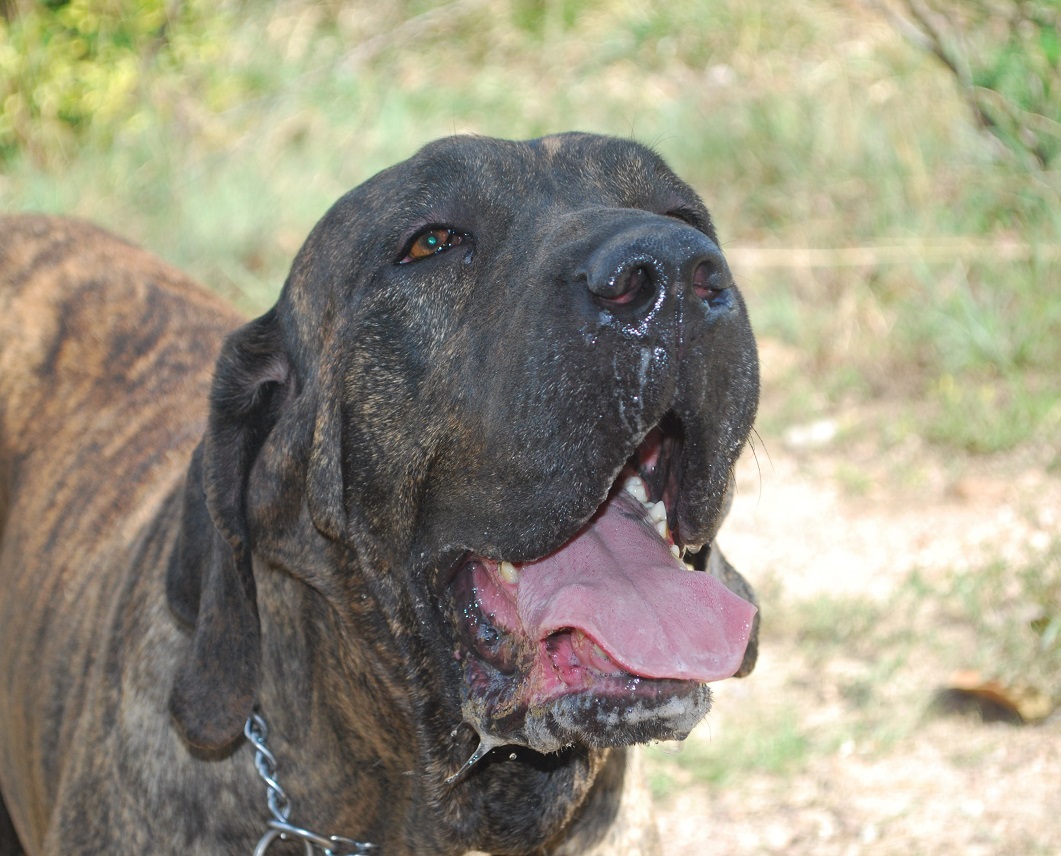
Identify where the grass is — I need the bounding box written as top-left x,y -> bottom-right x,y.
934,543 -> 1061,694
3,3 -> 1058,442
648,711 -> 814,796
786,535 -> 1061,703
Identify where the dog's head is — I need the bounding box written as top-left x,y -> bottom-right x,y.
168,133 -> 758,770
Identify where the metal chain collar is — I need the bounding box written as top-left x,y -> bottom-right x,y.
244,711 -> 377,856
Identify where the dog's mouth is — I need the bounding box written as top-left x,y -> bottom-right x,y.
443,421 -> 756,756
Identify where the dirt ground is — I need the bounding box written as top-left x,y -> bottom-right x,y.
652,394 -> 1061,854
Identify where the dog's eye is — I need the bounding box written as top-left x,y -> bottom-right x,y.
399,227 -> 465,264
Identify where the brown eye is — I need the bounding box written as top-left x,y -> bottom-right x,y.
400,227 -> 464,263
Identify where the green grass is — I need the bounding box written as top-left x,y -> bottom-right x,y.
781,541 -> 1061,710
929,543 -> 1061,693
2,0 -> 1058,442
648,711 -> 813,797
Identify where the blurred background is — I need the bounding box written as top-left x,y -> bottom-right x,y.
2,1 -> 1059,852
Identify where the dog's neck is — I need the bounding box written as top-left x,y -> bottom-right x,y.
243,708 -> 377,854
247,549 -> 614,855
161,438 -> 617,854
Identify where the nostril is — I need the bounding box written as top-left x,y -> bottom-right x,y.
587,257 -> 661,314
607,265 -> 653,306
691,260 -> 729,304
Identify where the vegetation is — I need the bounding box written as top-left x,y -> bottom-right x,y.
3,0 -> 1057,452
874,0 -> 1061,168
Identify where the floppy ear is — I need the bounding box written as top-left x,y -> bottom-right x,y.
167,308 -> 291,750
305,363 -> 347,542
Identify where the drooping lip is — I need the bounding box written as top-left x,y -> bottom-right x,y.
443,423 -> 756,739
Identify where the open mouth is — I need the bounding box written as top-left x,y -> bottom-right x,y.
444,418 -> 757,756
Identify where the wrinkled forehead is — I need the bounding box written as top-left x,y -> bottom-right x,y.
278,133 -> 717,342
372,133 -> 712,227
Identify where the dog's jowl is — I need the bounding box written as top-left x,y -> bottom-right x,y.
0,133 -> 759,855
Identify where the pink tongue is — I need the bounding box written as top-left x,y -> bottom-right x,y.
516,492 -> 756,682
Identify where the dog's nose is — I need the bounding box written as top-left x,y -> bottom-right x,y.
577,220 -> 730,321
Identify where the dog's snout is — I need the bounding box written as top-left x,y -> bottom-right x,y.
577,217 -> 730,324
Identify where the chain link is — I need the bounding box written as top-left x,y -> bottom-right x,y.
245,711 -> 377,856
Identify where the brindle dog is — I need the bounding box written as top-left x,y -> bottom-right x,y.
0,133 -> 759,855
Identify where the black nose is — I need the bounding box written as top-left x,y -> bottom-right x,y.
577,217 -> 730,321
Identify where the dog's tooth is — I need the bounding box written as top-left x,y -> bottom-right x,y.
622,474 -> 649,504
670,544 -> 681,559
650,502 -> 669,540
499,561 -> 520,585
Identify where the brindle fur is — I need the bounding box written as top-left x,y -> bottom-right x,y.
0,133 -> 759,855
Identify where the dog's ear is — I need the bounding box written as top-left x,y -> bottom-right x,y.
305,367 -> 347,542
167,309 -> 291,750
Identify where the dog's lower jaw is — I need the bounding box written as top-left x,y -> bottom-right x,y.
423,678 -> 704,853
455,662 -> 713,756
424,738 -> 612,856
524,682 -> 712,754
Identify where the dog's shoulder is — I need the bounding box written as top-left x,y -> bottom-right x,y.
0,215 -> 240,435
0,215 -> 242,528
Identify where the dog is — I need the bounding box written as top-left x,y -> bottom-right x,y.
0,132 -> 759,855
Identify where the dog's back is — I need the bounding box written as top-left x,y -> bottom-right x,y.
0,216 -> 237,850
0,215 -> 235,569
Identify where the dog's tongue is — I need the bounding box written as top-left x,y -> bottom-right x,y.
516,492 -> 755,682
